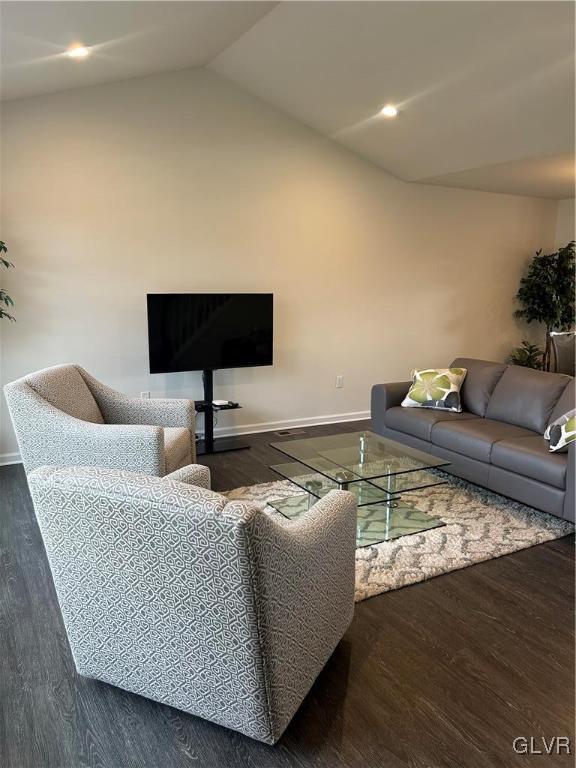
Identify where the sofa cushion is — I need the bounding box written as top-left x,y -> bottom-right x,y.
485,366 -> 571,434
25,364 -> 104,424
548,379 -> 575,425
491,436 -> 567,489
384,406 -> 478,442
431,418 -> 535,463
164,427 -> 192,473
450,358 -> 507,417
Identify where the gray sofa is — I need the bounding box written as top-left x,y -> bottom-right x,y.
372,358 -> 575,522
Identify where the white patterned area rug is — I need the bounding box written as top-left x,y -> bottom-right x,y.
224,475 -> 574,603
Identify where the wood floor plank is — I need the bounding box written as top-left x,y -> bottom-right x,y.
0,420 -> 574,768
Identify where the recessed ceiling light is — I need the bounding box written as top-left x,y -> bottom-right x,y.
66,44 -> 90,59
380,105 -> 399,118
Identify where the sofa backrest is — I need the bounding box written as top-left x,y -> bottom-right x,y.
18,364 -> 104,424
450,357 -> 506,417
486,365 -> 571,434
549,379 -> 575,424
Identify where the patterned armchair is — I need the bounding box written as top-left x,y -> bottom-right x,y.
27,465 -> 357,744
4,364 -> 197,476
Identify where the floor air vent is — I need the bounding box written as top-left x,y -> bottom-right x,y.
274,429 -> 306,436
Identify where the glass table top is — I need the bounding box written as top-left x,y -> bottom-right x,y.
268,430 -> 449,546
270,462 -> 446,506
271,431 -> 449,485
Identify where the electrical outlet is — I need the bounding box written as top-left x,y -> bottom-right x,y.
140,391 -> 150,399
335,375 -> 344,389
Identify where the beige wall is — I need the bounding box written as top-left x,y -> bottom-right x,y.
555,198 -> 575,247
0,68 -> 558,461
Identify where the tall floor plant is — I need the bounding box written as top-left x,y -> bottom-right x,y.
514,241 -> 575,371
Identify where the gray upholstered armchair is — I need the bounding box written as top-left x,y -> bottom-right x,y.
27,465 -> 357,744
4,364 -> 198,476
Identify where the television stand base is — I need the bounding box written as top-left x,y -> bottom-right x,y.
196,437 -> 251,456
195,369 -> 251,456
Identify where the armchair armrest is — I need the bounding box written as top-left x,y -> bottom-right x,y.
223,488 -> 356,580
5,383 -> 165,475
164,464 -> 211,489
78,367 -> 195,430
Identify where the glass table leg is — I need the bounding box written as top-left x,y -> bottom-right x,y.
385,464 -> 398,509
334,470 -> 354,492
356,502 -> 445,546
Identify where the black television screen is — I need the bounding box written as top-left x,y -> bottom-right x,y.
147,293 -> 273,373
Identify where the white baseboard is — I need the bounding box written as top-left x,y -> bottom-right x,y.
0,451 -> 22,466
205,410 -> 371,439
0,411 -> 371,466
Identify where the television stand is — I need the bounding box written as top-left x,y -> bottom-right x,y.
195,369 -> 250,456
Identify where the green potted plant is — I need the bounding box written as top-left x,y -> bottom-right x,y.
507,340 -> 543,369
513,241 -> 575,371
0,240 -> 15,321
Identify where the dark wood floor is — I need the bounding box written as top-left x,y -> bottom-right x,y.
1,420 -> 574,768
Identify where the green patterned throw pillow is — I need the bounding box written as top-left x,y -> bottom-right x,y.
544,409 -> 576,453
402,367 -> 467,412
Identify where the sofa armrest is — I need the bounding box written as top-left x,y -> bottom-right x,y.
371,381 -> 410,433
564,443 -> 575,522
372,381 -> 411,411
164,463 -> 211,489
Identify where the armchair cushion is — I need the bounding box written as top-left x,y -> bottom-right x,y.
164,427 -> 193,473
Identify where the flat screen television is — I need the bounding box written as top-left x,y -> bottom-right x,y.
147,293 -> 274,374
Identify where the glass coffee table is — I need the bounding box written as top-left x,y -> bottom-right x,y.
268,430 -> 450,547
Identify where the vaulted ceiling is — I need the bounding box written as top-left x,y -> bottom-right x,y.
2,1 -> 574,199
